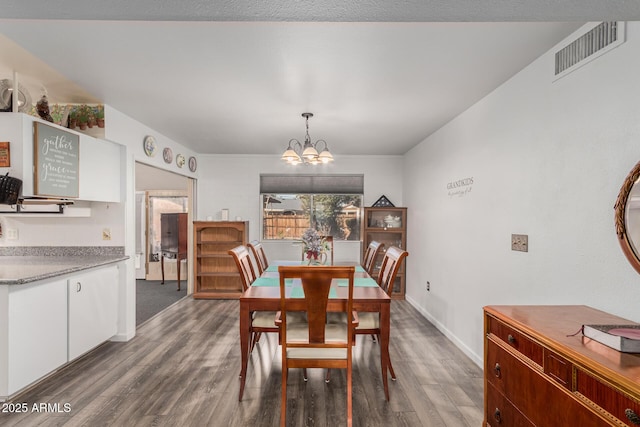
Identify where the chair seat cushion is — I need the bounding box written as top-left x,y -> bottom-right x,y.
286,322 -> 348,342
327,312 -> 379,330
287,347 -> 347,359
252,311 -> 278,328
252,311 -> 306,328
356,312 -> 379,330
286,322 -> 349,359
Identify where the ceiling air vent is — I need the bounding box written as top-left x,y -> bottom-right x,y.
554,21 -> 625,80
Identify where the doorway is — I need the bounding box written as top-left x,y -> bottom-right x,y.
134,162 -> 195,326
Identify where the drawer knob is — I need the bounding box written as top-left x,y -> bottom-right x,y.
507,334 -> 516,344
494,363 -> 501,378
626,409 -> 640,425
494,408 -> 502,424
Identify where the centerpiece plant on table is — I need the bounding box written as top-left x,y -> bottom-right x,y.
301,228 -> 331,265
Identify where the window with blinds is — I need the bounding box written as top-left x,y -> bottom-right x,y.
260,174 -> 363,241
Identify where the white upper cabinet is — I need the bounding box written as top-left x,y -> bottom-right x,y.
77,134 -> 122,202
0,113 -> 122,203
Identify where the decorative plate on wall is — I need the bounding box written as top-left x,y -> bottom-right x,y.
163,147 -> 173,164
188,156 -> 197,172
143,135 -> 157,157
176,154 -> 186,168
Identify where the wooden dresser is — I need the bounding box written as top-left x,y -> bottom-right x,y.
484,305 -> 640,426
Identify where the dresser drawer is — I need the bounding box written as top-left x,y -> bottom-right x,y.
544,348 -> 572,390
576,368 -> 640,426
486,339 -> 612,426
485,382 -> 534,427
487,316 -> 543,366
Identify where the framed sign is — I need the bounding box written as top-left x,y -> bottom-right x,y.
33,122 -> 79,198
0,142 -> 9,167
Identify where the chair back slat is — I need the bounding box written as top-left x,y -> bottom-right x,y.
228,245 -> 257,291
377,246 -> 409,295
362,241 -> 384,276
278,266 -> 355,347
247,240 -> 269,275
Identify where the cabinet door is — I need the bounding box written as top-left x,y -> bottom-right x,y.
8,278 -> 68,395
68,265 -> 119,360
77,136 -> 122,202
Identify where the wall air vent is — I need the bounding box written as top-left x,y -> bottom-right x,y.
554,21 -> 625,80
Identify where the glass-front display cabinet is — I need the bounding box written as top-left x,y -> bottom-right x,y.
362,207 -> 407,298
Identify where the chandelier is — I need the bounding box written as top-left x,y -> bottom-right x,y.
281,112 -> 334,165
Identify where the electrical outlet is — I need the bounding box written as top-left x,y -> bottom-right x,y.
102,228 -> 112,241
426,281 -> 430,291
6,228 -> 18,240
511,234 -> 528,252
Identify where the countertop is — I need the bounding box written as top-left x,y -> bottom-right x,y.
0,255 -> 129,285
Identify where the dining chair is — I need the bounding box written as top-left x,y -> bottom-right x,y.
276,265 -> 358,427
247,240 -> 269,275
356,246 -> 408,381
229,245 -> 278,353
362,240 -> 385,277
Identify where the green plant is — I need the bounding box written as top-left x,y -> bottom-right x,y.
77,104 -> 90,124
94,105 -> 104,120
50,104 -> 64,124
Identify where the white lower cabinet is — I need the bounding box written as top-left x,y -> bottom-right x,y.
67,265 -> 118,360
7,278 -> 68,396
0,263 -> 121,400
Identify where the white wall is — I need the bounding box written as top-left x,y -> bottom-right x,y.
404,22 -> 640,366
0,201 -> 125,246
104,106 -> 199,341
196,154 -> 404,262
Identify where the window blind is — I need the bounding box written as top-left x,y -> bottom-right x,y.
260,174 -> 364,194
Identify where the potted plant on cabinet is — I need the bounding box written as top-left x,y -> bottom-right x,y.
95,105 -> 105,128
77,104 -> 89,130
67,107 -> 78,129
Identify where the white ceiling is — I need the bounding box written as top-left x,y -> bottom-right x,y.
0,1 -> 639,156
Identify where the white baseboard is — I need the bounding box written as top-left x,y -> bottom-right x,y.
111,331 -> 135,342
405,295 -> 483,367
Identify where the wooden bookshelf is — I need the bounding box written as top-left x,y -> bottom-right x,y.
193,221 -> 248,299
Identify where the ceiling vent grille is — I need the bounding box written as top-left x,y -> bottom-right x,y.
554,22 -> 625,80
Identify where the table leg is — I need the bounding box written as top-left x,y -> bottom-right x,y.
379,303 -> 391,401
239,303 -> 250,401
160,254 -> 165,284
176,255 -> 181,291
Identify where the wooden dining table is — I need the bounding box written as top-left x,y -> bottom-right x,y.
238,262 -> 392,401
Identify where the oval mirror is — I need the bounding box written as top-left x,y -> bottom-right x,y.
614,161 -> 640,274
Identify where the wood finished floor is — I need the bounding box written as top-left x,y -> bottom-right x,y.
0,298 -> 484,426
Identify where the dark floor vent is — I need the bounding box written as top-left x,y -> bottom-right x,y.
554,22 -> 625,78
